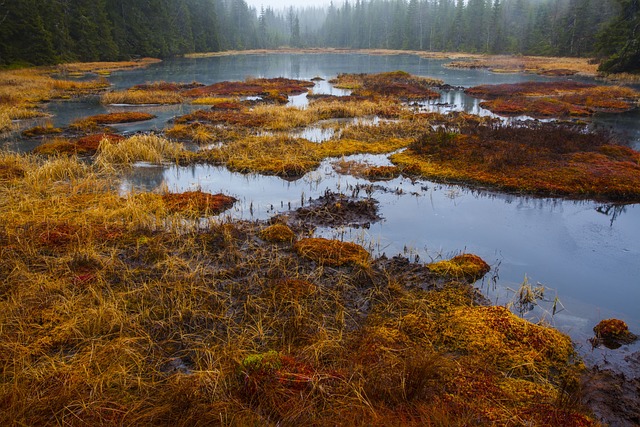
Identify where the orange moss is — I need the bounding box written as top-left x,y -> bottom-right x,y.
427,254 -> 490,281
331,71 -> 442,99
294,237 -> 370,267
75,133 -> 125,153
593,319 -> 637,349
466,81 -> 594,98
363,165 -> 401,180
161,190 -> 236,216
392,124 -> 640,201
259,224 -> 296,243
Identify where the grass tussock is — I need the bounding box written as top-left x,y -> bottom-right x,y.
427,254 -> 491,282
33,134 -> 125,157
294,237 -> 371,267
391,122 -> 640,201
0,151 -> 597,425
94,134 -> 185,166
21,122 -> 63,138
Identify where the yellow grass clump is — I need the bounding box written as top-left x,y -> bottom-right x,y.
428,254 -> 491,282
94,134 -> 186,166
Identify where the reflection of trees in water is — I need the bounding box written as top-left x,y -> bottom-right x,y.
596,204 -> 628,227
123,166 -> 166,192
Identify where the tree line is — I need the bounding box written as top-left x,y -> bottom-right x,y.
0,0 -> 637,73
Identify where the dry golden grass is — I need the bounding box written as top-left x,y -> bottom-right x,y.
53,58 -> 161,75
0,150 -> 597,426
94,134 -> 186,166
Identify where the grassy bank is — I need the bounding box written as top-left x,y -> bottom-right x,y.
0,151 -> 595,426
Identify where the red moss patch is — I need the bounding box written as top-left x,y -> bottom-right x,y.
427,254 -> 490,281
294,237 -> 370,267
468,81 -> 639,117
183,77 -> 314,98
70,112 -> 155,131
466,81 -> 595,98
479,97 -> 592,117
392,123 -> 640,201
38,222 -> 80,249
162,190 -> 236,215
331,71 -> 441,100
174,110 -> 265,127
75,133 -> 125,153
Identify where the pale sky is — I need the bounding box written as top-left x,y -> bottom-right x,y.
245,0 -> 334,10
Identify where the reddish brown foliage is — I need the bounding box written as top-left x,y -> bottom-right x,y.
401,123 -> 640,201
161,190 -> 236,215
75,133 -> 125,152
333,71 -> 441,99
174,110 -> 265,127
466,81 -> 594,98
479,98 -> 591,117
183,77 -> 314,98
83,112 -> 156,125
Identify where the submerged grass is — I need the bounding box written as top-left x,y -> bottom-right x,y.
0,150 -> 597,426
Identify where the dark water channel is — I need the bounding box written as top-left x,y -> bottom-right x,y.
5,53 -> 640,372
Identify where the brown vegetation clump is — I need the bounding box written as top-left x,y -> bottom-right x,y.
0,150 -> 598,425
71,112 -> 156,131
467,81 -> 639,117
33,134 -> 126,156
592,318 -> 638,349
161,190 -> 236,216
21,123 -> 63,138
391,123 -> 640,201
331,70 -> 442,99
259,223 -> 296,243
294,238 -> 371,267
427,254 -> 491,282
183,77 -> 314,98
446,55 -> 599,77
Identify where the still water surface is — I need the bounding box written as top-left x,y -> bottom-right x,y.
9,53 -> 640,369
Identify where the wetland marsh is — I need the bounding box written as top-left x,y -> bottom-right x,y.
1,52 -> 639,425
